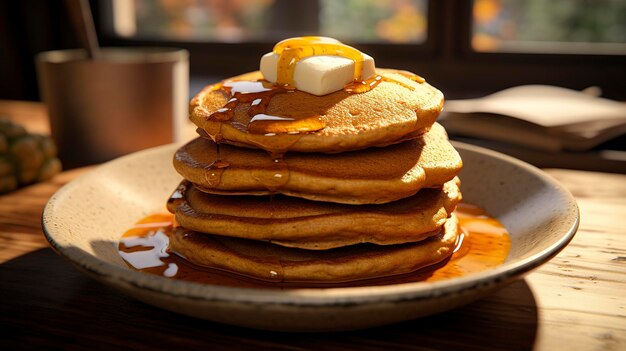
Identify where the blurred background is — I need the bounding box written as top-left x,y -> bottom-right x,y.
0,0 -> 625,172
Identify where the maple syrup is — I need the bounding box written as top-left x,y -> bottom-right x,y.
272,36 -> 365,86
398,70 -> 426,84
207,80 -> 326,137
343,74 -> 423,93
195,38 -> 431,192
203,37 -> 427,142
118,203 -> 511,288
250,157 -> 290,192
204,73 -> 424,141
247,114 -> 326,135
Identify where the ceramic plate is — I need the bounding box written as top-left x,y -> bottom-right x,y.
42,142 -> 579,331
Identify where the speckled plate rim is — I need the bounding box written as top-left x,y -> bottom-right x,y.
42,142 -> 579,307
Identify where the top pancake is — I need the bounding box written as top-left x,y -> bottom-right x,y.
189,69 -> 444,154
174,123 -> 462,204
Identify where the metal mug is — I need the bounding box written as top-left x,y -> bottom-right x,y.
36,47 -> 189,168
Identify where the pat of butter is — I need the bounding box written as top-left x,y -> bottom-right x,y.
260,53 -> 376,96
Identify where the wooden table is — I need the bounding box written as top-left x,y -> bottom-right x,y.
1,101 -> 625,350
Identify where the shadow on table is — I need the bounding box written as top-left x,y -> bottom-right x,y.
0,248 -> 538,350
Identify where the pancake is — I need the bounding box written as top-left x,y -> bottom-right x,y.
169,215 -> 460,283
167,178 -> 461,250
174,123 -> 462,204
189,69 -> 444,154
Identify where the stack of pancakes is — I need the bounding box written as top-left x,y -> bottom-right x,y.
167,70 -> 463,283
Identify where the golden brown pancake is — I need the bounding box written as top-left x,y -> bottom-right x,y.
189,69 -> 444,154
167,178 -> 461,250
169,215 -> 459,283
174,123 -> 462,204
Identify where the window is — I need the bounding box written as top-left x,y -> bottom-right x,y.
472,0 -> 626,54
111,0 -> 428,44
98,0 -> 626,100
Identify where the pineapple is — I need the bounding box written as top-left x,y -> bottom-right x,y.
0,117 -> 62,194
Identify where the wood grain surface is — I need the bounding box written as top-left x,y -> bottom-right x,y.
0,101 -> 625,350
1,168 -> 624,351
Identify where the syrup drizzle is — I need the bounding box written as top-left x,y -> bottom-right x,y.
272,36 -> 365,87
201,144 -> 231,188
204,37 -> 426,141
118,203 -> 511,288
205,71 -> 424,139
343,73 -> 422,93
207,80 -> 326,139
399,70 -> 426,84
198,72 -> 428,193
250,157 -> 290,192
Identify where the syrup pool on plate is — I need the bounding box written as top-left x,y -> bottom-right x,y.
117,203 -> 511,289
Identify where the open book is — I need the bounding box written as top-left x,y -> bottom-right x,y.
439,85 -> 626,152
